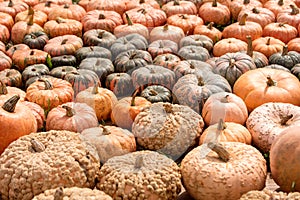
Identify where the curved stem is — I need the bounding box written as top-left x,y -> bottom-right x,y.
62,105 -> 75,117
280,114 -> 293,125
30,139 -> 45,152
281,45 -> 288,56
54,187 -> 64,200
28,6 -> 34,15
207,142 -> 230,162
61,38 -> 68,45
131,88 -> 139,106
92,82 -> 101,94
0,81 -> 8,95
239,13 -> 248,26
125,12 -> 133,25
220,95 -> 229,103
212,0 -> 217,7
2,94 -> 20,113
266,75 -> 277,86
38,78 -> 53,90
207,22 -> 214,30
290,4 -> 299,15
99,124 -> 111,135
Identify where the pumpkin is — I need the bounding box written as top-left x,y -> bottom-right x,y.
251,36 -> 285,58
291,63 -> 300,79
51,55 -> 77,68
264,0 -> 296,17
85,0 -> 126,14
0,11 -> 14,31
269,45 -> 300,69
264,64 -> 291,72
43,17 -> 83,38
263,22 -> 298,44
12,49 -> 50,72
81,125 -> 136,164
11,13 -> 44,44
0,0 -> 28,18
167,14 -> 204,35
105,72 -> 134,98
43,35 -> 83,57
172,71 -> 232,114
178,45 -> 211,61
25,77 -> 74,111
246,102 -> 300,153
140,85 -> 172,103
131,64 -> 176,91
212,52 -> 257,87
132,102 -> 204,160
46,102 -> 99,133
123,5 -> 167,29
21,64 -> 50,84
181,142 -> 267,200
240,189 -> 300,199
222,13 -> 263,42
173,59 -> 212,80
179,34 -> 214,52
202,92 -> 248,125
83,29 -> 117,49
47,3 -> 86,21
149,24 -> 185,45
114,49 -> 153,74
0,69 -> 23,88
233,68 -> 300,112
162,0 -> 197,17
75,84 -> 118,121
63,69 -> 100,96
50,66 -> 78,79
32,187 -> 112,200
110,33 -> 148,60
276,4 -> 300,29
148,39 -> 178,59
15,6 -> 48,27
78,57 -> 114,85
213,38 -> 248,57
0,24 -> 10,44
0,130 -> 100,200
198,0 -> 231,26
0,51 -> 12,71
0,41 -> 5,53
0,81 -> 26,102
75,46 -> 112,62
22,31 -> 49,50
193,22 -> 223,44
237,7 -> 275,29
81,10 -> 123,33
287,37 -> 300,53
96,150 -> 182,199
6,43 -> 30,58
114,12 -> 150,40
33,1 -> 60,15
229,0 -> 263,21
24,75 -> 53,90
270,125 -> 300,192
124,0 -> 160,10
0,95 -> 37,154
21,101 -> 45,131
111,90 -> 152,130
153,53 -> 181,70
199,119 -> 252,145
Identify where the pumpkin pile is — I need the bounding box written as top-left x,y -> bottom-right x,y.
0,0 -> 300,199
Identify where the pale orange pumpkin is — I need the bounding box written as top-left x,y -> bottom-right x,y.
263,22 -> 298,44
149,24 -> 186,44
213,38 -> 248,57
252,36 -> 285,58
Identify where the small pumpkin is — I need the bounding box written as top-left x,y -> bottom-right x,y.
75,84 -> 118,121
0,51 -> 12,71
140,85 -> 172,103
105,72 -> 134,98
0,69 -> 23,88
21,64 -> 50,84
75,46 -> 112,63
0,81 -> 26,102
51,55 -> 77,68
153,53 -> 181,70
47,3 -> 86,21
83,29 -> 117,49
263,22 -> 298,44
213,38 -> 248,57
179,34 -> 214,52
15,6 -> 48,27
50,66 -> 78,79
177,45 -> 211,61
147,39 -> 178,59
193,22 -> 223,44
269,45 -> 300,69
149,24 -> 185,45
161,0 -> 197,17
229,0 -> 263,21
252,36 -> 285,58
81,125 -> 136,164
173,59 -> 212,80
22,31 -> 49,50
6,44 -> 30,58
167,14 -> 204,35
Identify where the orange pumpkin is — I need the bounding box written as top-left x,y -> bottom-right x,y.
33,1 -> 60,15
0,95 -> 37,155
233,68 -> 300,112
167,14 -> 204,35
15,6 -> 48,27
0,81 -> 26,102
263,22 -> 298,44
193,22 -> 223,43
252,36 -> 285,58
0,11 -> 14,31
161,0 -> 197,17
149,24 -> 185,44
229,0 -> 262,21
47,3 -> 86,21
213,38 -> 247,57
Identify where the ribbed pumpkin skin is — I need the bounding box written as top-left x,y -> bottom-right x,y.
51,55 -> 77,68
0,69 -> 23,88
21,64 -> 50,83
83,29 -> 117,49
213,52 -> 257,87
47,3 -> 86,21
114,49 -> 153,74
140,85 -> 172,103
268,47 -> 300,69
50,66 -> 78,79
131,64 -> 176,91
148,40 -> 178,59
105,73 -> 134,98
153,53 -> 181,70
0,24 -> 10,43
173,60 -> 212,80
43,18 -> 83,38
75,46 -> 112,62
172,72 -> 232,114
23,31 -> 49,50
0,51 -> 12,71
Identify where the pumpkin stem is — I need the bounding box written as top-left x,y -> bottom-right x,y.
207,142 -> 230,162
266,37 -> 271,45
134,155 -> 144,169
180,14 -> 188,19
197,76 -> 205,86
28,6 -> 34,15
30,139 -> 45,152
45,1 -> 52,7
243,0 -> 250,4
278,0 -> 284,6
38,78 -> 53,90
56,17 -> 66,24
149,89 -> 158,96
0,81 -> 8,95
8,0 -> 14,7
62,105 -> 76,117
92,82 -> 100,94
98,13 -> 105,20
281,45 -> 288,56
100,124 -> 111,135
30,50 -> 35,55
220,95 -> 229,103
239,13 -> 248,26
246,35 -> 253,57
290,4 -> 299,15
125,12 -> 133,25
54,187 -> 64,200
212,0 -> 217,7
163,103 -> 173,113
97,30 -> 105,38
174,0 -> 180,5
137,8 -> 147,14
163,24 -> 169,31
207,22 -> 214,30
229,58 -> 236,68
140,0 -> 145,3
252,7 -> 260,14
63,4 -> 69,8
61,38 -> 68,45
131,88 -> 139,106
266,75 -> 277,86
280,114 -> 293,125
217,118 -> 226,130
2,94 -> 20,113
28,11 -> 34,26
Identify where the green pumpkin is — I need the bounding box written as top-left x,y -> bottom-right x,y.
141,85 -> 172,103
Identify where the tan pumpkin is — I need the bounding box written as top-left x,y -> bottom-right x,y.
97,150 -> 182,199
149,24 -> 185,44
75,84 -> 118,121
270,125 -> 300,192
0,95 -> 37,155
229,0 -> 262,21
46,102 -> 99,133
81,125 -> 136,164
199,119 -> 252,145
246,102 -> 300,153
202,92 -> 248,125
181,142 -> 267,200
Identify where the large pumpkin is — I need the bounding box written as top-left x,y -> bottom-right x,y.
233,68 -> 300,112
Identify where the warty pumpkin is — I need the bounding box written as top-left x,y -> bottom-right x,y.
81,125 -> 136,164
240,189 -> 300,199
233,68 -> 300,112
0,95 -> 37,155
0,130 -> 100,200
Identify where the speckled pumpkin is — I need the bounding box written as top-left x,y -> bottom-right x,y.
181,142 -> 267,200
